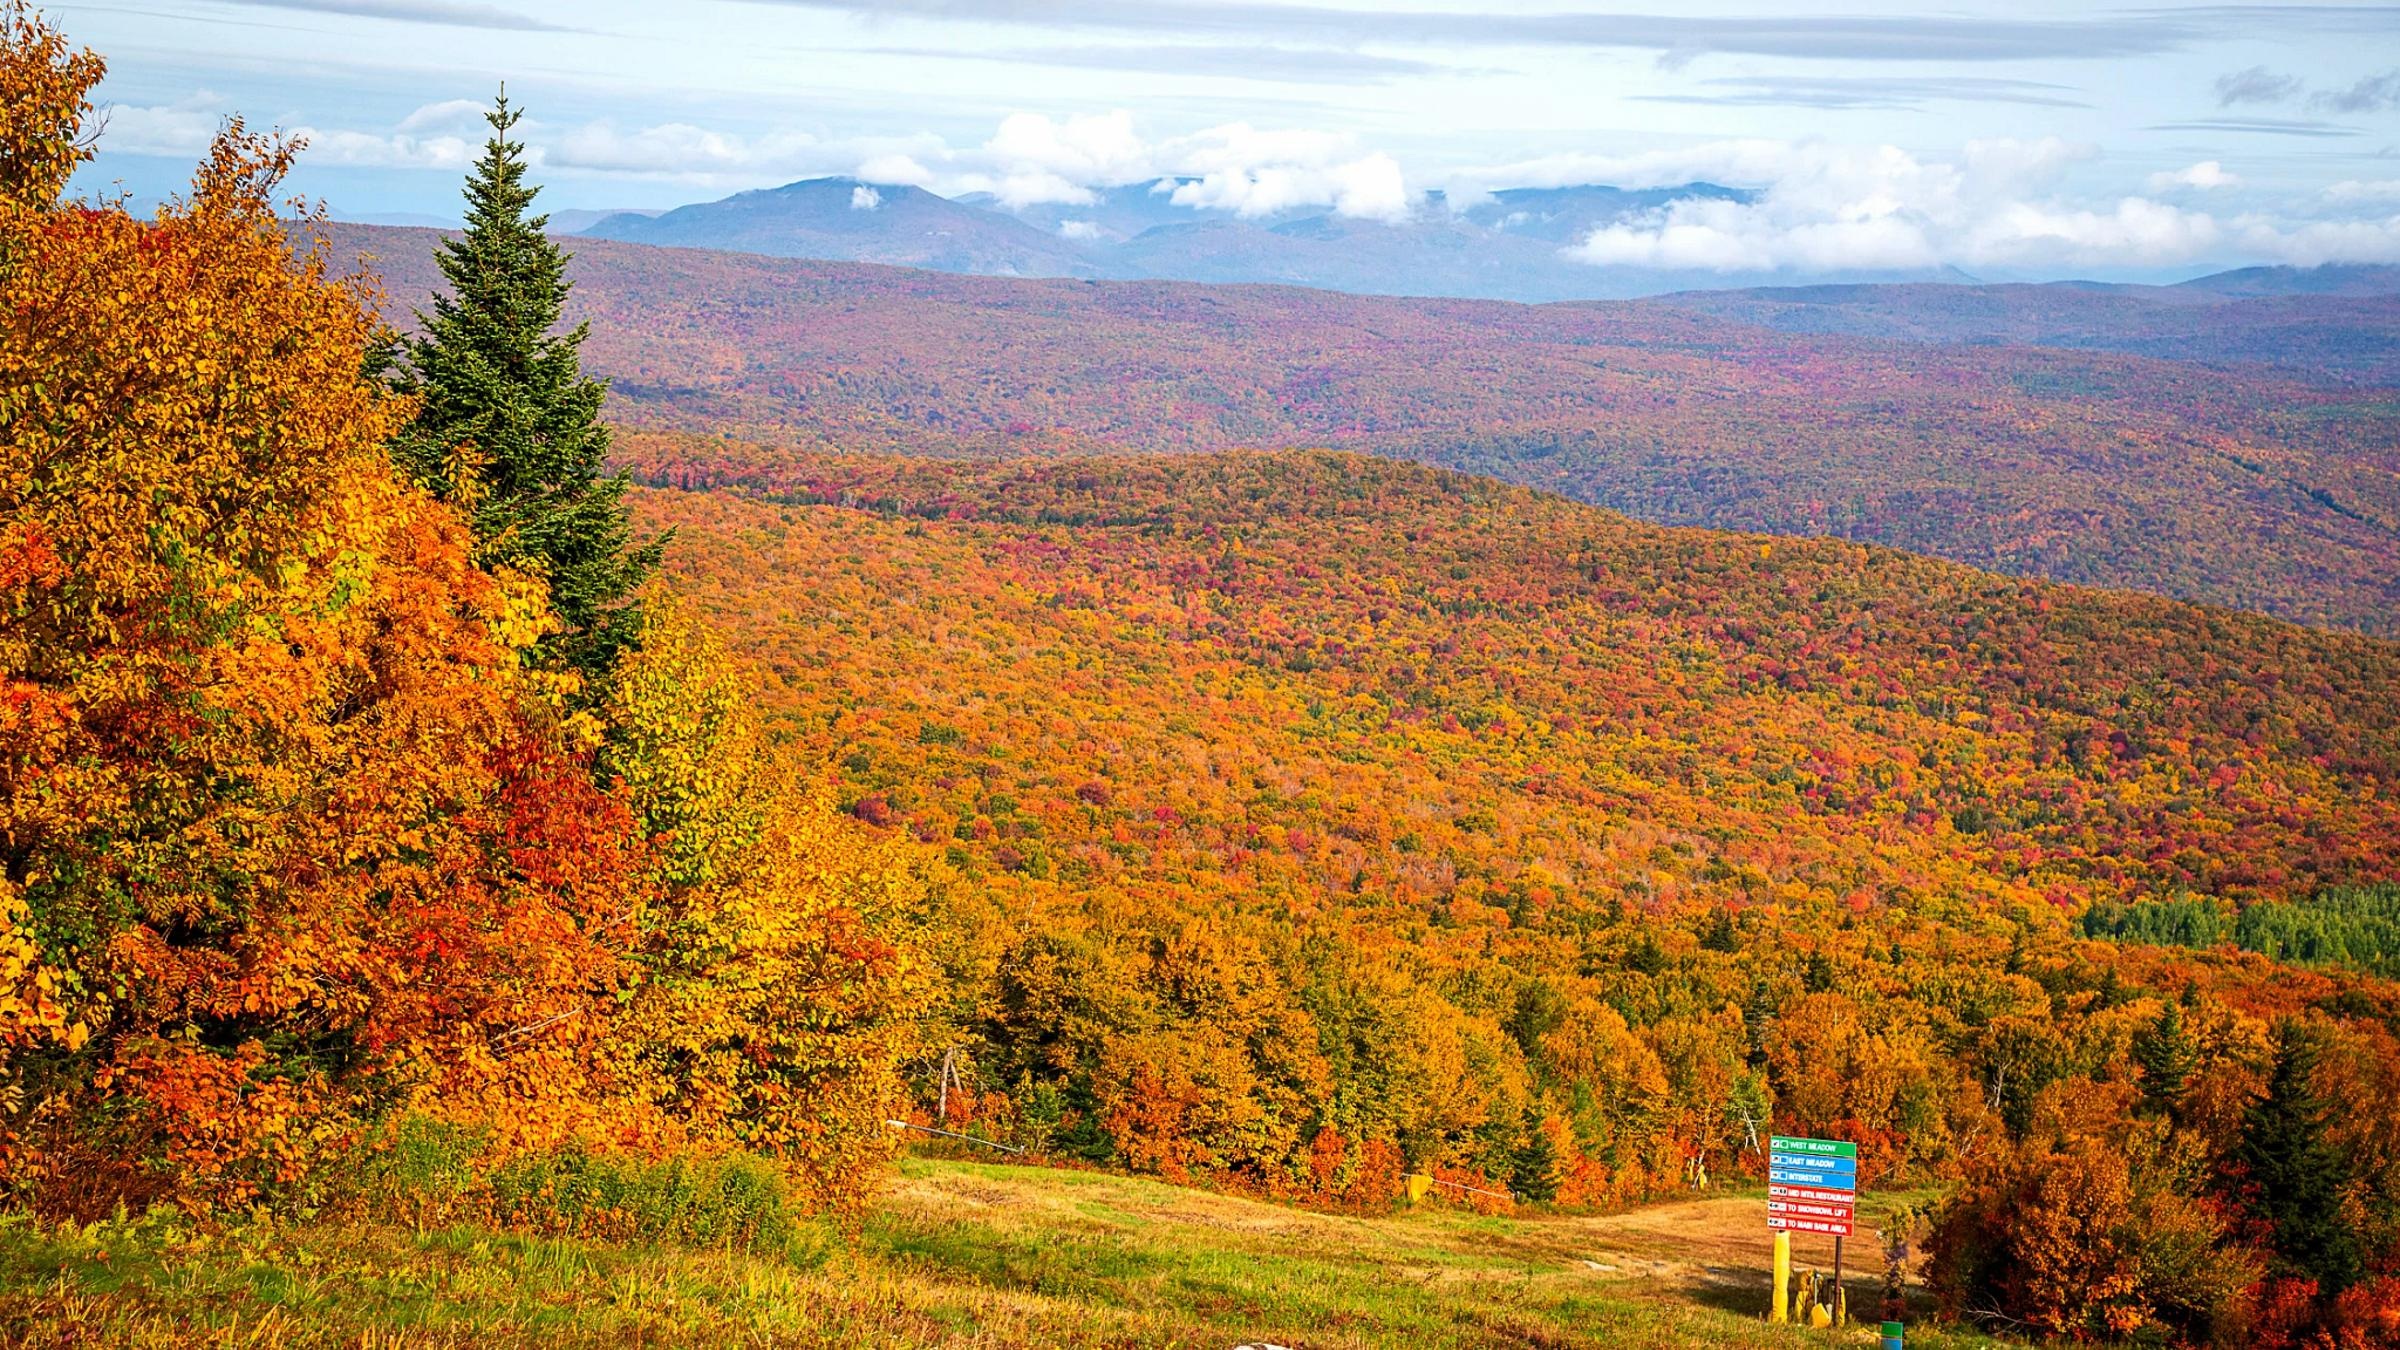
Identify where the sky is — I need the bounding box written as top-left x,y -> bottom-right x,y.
53,0 -> 2400,279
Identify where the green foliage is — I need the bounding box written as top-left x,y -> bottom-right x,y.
2082,897 -> 2228,948
1512,1115 -> 1560,1203
2130,1002 -> 2199,1120
332,1115 -> 806,1256
2238,1023 -> 2363,1293
484,1144 -> 802,1253
388,91 -> 660,679
2088,886 -> 2400,980
2236,885 -> 2400,977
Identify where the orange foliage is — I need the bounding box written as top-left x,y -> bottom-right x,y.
0,9 -> 923,1215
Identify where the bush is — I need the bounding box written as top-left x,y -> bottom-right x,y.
1928,1107 -> 2257,1346
331,1116 -> 809,1256
487,1144 -> 801,1252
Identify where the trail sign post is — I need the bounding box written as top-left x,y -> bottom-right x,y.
1768,1136 -> 1856,1326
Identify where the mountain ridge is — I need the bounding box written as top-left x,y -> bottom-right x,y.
319,220 -> 2400,638
576,174 -> 1970,300
558,175 -> 2400,304
584,177 -> 1110,279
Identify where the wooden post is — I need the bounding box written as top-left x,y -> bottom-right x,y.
1833,1235 -> 1846,1326
1771,1230 -> 1791,1322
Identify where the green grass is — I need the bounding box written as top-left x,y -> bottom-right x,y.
0,1157 -> 2016,1348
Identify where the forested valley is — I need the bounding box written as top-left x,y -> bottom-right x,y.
7,8 -> 2400,1347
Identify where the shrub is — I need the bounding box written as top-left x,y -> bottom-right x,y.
330,1115 -> 809,1257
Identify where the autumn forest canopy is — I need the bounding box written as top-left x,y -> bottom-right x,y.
7,7 -> 2400,1348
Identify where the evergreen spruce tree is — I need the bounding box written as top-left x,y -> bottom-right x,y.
1741,980 -> 1776,1068
1699,906 -> 1739,953
2238,1022 -> 2362,1292
390,90 -> 660,680
2131,1001 -> 2199,1120
1512,1113 -> 1560,1203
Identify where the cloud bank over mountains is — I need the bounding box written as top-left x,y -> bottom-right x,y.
99,91 -> 2400,275
76,0 -> 2400,282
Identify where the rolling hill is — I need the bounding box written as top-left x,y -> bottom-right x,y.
321,221 -> 2400,636
628,451 -> 2400,1270
644,451 -> 2400,921
1652,279 -> 2400,385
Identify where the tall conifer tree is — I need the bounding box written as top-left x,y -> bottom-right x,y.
390,90 -> 659,679
2238,1022 -> 2362,1292
2132,1001 -> 2199,1120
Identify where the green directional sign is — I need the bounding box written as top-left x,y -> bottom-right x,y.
1770,1136 -> 1857,1159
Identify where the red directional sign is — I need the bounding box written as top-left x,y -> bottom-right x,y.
1768,1214 -> 1855,1236
1767,1199 -> 1855,1222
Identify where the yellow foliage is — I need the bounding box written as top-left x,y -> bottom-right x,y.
603,600 -> 930,1210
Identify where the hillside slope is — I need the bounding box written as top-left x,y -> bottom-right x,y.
322,222 -> 2400,637
1651,282 -> 2400,384
0,1157 -> 2004,1348
644,451 -> 2400,920
626,453 -> 2400,1240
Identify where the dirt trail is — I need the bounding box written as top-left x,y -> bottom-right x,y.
1566,1195 -> 1884,1292
893,1161 -> 1882,1296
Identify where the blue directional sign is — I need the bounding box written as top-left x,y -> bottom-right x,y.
1771,1153 -> 1856,1175
1766,1157 -> 1852,1177
1767,1136 -> 1858,1200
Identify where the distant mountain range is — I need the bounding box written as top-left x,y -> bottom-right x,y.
322,219 -> 2400,636
348,176 -> 2400,305
584,179 -> 1110,281
573,176 -> 1982,301
1651,268 -> 2400,383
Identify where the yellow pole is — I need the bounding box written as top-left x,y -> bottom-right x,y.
1771,1230 -> 1791,1322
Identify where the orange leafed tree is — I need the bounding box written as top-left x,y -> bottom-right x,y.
0,4 -> 649,1200
0,5 -> 923,1213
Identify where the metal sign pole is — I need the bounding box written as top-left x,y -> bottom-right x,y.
1833,1234 -> 1845,1326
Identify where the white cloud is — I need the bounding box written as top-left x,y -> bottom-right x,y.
1967,198 -> 2222,268
895,114 -> 1417,220
544,121 -> 827,178
1154,125 -> 1410,220
98,92 -> 475,171
287,126 -> 477,170
395,99 -> 490,135
87,90 -> 2400,273
850,184 -> 882,210
96,92 -> 235,159
856,153 -> 937,187
1557,138 -> 2236,274
96,95 -> 1404,227
2238,214 -> 2400,266
976,111 -> 1148,205
2148,160 -> 2238,191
